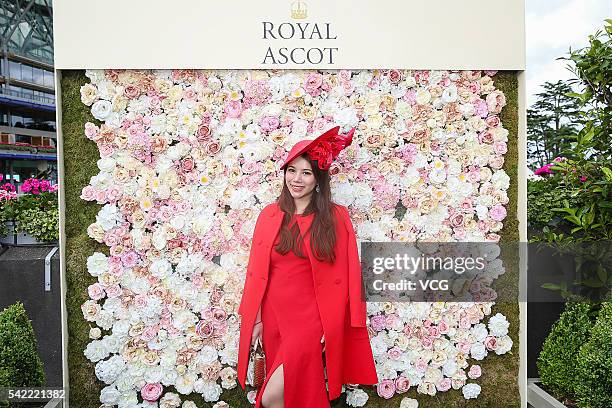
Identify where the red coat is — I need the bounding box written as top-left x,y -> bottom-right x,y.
237,202 -> 379,399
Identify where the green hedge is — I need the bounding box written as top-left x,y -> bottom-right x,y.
575,302 -> 612,408
0,302 -> 45,388
537,302 -> 595,399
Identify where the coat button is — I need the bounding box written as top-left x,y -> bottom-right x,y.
257,239 -> 263,245
248,272 -> 253,277
334,278 -> 341,284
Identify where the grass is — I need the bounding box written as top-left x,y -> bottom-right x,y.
62,70 -> 520,407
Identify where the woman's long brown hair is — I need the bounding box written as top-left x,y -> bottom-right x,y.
275,154 -> 337,263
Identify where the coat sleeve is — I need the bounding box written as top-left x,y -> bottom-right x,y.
341,205 -> 367,328
238,207 -> 266,316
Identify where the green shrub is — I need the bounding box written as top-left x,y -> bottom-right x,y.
0,302 -> 45,388
537,301 -> 595,398
575,302 -> 612,408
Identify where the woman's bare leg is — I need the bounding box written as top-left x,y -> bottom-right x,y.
261,364 -> 284,408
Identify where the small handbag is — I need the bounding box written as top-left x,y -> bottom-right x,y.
252,337 -> 266,388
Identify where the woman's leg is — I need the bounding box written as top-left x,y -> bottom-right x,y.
261,363 -> 284,408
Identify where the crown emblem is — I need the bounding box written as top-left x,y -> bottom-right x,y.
291,1 -> 308,19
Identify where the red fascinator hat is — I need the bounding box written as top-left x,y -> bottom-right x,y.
280,126 -> 355,171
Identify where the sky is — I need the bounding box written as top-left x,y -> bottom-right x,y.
526,0 -> 610,106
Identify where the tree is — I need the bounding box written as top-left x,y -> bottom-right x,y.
527,80 -> 582,169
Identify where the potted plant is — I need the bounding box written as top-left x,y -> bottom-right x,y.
0,176 -> 59,245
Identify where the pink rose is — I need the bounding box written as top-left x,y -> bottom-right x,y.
204,140 -> 221,155
485,336 -> 498,351
489,204 -> 507,222
468,365 -> 482,379
124,84 -> 141,99
395,376 -> 411,393
260,116 -> 280,133
87,283 -> 105,300
80,185 -> 96,201
415,357 -> 428,372
105,284 -> 122,298
493,141 -> 507,154
304,73 -> 323,94
370,315 -> 386,332
486,115 -> 500,128
437,378 -> 452,392
458,340 -> 471,354
224,100 -> 243,118
473,99 -> 488,118
106,185 -> 122,202
84,122 -> 99,139
181,157 -> 195,172
338,70 -> 352,82
388,69 -> 403,85
438,320 -> 449,334
486,91 -> 506,114
387,346 -> 402,361
376,379 -> 396,399
478,130 -> 495,144
141,383 -> 163,402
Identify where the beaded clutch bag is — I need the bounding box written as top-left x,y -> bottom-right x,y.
252,337 -> 266,388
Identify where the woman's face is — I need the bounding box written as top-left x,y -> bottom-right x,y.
285,156 -> 317,199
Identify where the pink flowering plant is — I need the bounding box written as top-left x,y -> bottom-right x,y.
78,69 -> 513,406
0,176 -> 59,243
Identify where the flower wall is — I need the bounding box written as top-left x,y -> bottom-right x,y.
70,69 -> 519,408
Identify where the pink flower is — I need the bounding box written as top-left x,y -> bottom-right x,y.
124,84 -> 141,99
338,70 -> 352,82
437,378 -> 452,392
304,73 -> 323,95
387,346 -> 402,360
493,141 -> 507,154
260,116 -> 280,133
395,376 -> 411,393
485,336 -> 498,351
580,175 -> 587,182
370,315 -> 386,332
468,365 -> 482,379
87,283 -> 105,300
80,185 -> 96,201
105,284 -> 122,298
376,379 -> 396,399
224,100 -> 243,118
489,204 -> 507,222
486,90 -> 506,114
141,383 -> 163,402
534,163 -> 554,176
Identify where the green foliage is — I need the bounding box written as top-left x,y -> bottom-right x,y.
527,80 -> 582,169
0,191 -> 59,243
537,302 -> 595,399
575,302 -> 612,408
0,302 -> 46,388
527,178 -> 580,237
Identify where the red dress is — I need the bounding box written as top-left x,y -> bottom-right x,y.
254,213 -> 331,408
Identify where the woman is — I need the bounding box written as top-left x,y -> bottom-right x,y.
237,126 -> 378,408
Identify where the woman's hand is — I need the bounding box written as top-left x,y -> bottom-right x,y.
251,320 -> 263,347
321,334 -> 325,353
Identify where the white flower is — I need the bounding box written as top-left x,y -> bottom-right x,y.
470,323 -> 488,342
495,335 -> 513,355
89,327 -> 102,339
95,355 -> 125,384
491,170 -> 510,190
441,85 -> 458,103
150,259 -> 173,279
201,380 -> 222,402
91,100 -> 112,120
84,339 -> 109,362
462,383 -> 481,399
87,252 -> 108,276
96,204 -> 122,230
345,387 -> 369,406
400,397 -> 419,408
182,402 -> 198,408
488,313 -> 509,336
99,385 -> 121,405
470,343 -> 487,360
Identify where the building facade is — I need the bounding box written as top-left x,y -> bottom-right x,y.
0,0 -> 56,190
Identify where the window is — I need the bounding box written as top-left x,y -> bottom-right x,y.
9,61 -> 21,80
33,67 -> 44,86
44,70 -> 54,88
21,64 -> 33,83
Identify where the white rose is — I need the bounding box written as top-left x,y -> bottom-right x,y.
99,385 -> 121,405
470,343 -> 487,360
89,327 -> 102,339
84,339 -> 108,362
462,383 -> 481,399
91,100 -> 112,120
488,313 -> 509,336
148,261 -> 171,283
400,397 -> 419,408
201,380 -> 222,402
346,388 -> 369,407
415,89 -> 431,105
470,323 -> 488,342
495,335 -> 513,354
182,402 -> 198,408
87,252 -> 108,276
